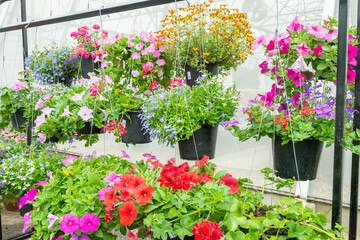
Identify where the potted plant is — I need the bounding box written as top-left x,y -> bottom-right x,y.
25,42 -> 80,86
225,16 -> 357,180
104,87 -> 152,144
33,75 -> 110,146
70,24 -> 108,78
140,76 -> 239,160
102,30 -> 174,91
156,0 -> 254,85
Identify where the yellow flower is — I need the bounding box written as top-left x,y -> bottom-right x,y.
64,170 -> 72,176
203,52 -> 211,56
192,47 -> 199,51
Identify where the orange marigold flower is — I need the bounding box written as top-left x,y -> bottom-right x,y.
203,52 -> 211,56
192,47 -> 199,51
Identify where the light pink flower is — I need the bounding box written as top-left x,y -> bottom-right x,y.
140,31 -> 150,42
78,106 -> 93,121
35,101 -> 44,110
42,107 -> 53,116
105,172 -> 122,186
61,106 -> 71,118
101,61 -> 110,69
295,43 -> 311,57
98,187 -> 113,200
324,27 -> 338,42
35,114 -> 46,127
305,25 -> 328,39
44,94 -> 52,101
104,75 -> 114,84
38,132 -> 46,143
132,52 -> 141,59
156,59 -> 165,66
132,70 -> 140,77
252,35 -> 267,50
99,94 -> 108,101
63,155 -> 78,167
11,81 -> 29,91
135,43 -> 145,51
72,92 -> 85,101
152,50 -> 161,57
287,16 -> 303,31
4,132 -> 15,139
47,213 -> 59,229
15,135 -> 26,142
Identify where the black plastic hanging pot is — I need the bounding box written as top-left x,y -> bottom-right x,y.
178,124 -> 218,160
11,108 -> 27,130
19,203 -> 33,217
78,122 -> 105,135
273,136 -> 323,181
185,63 -> 219,86
121,110 -> 151,144
155,232 -> 195,240
81,57 -> 100,78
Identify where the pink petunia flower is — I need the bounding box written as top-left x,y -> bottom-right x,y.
72,92 -> 85,101
252,34 -> 267,50
79,213 -> 100,233
63,155 -> 78,167
131,70 -> 140,77
36,179 -> 49,187
78,106 -> 93,122
22,212 -> 33,233
295,43 -> 311,57
42,107 -> 54,117
56,236 -> 63,240
305,25 -> 328,39
348,67 -> 356,82
152,50 -> 161,58
43,94 -> 52,101
4,132 -> 15,139
60,214 -> 80,234
61,106 -> 71,118
19,188 -> 38,209
313,45 -> 323,55
38,132 -> 46,143
70,234 -> 90,240
324,27 -> 338,42
135,43 -> 145,51
156,59 -> 165,66
131,52 -> 141,59
287,16 -> 303,31
35,101 -> 44,110
92,24 -> 100,30
34,114 -> 46,127
104,172 -> 122,186
121,150 -> 130,159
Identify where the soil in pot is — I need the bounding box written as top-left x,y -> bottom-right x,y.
185,63 -> 219,87
178,124 -> 218,160
121,110 -> 151,144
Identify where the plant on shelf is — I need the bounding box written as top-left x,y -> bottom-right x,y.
27,153 -> 345,239
102,30 -> 174,90
33,74 -> 111,146
25,42 -> 80,86
156,0 -> 254,75
140,76 -> 239,146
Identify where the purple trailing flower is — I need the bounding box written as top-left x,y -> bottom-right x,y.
223,118 -> 240,128
314,102 -> 335,118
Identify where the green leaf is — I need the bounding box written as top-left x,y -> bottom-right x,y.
152,220 -> 172,240
316,62 -> 327,71
224,231 -> 246,240
173,216 -> 194,239
223,212 -> 245,231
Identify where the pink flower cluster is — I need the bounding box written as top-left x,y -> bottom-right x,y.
168,77 -> 184,89
11,81 -> 29,91
60,213 -> 100,235
103,120 -> 127,136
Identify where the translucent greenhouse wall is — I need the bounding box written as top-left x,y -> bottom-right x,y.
0,0 -> 359,207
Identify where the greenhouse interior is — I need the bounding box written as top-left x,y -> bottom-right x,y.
0,0 -> 359,239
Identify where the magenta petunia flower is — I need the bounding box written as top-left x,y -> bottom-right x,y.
19,188 -> 38,209
60,214 -> 80,234
287,16 -> 303,32
313,45 -> 323,56
78,106 -> 93,122
348,67 -> 356,83
35,179 -> 49,187
92,24 -> 100,30
55,236 -> 63,240
104,172 -> 122,186
63,155 -> 78,167
295,43 -> 311,57
22,212 -> 33,233
98,187 -> 113,200
79,213 -> 100,233
121,150 -> 130,159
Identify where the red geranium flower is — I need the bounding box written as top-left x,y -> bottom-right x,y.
118,201 -> 138,226
200,173 -> 214,183
220,173 -> 239,194
134,185 -> 154,204
128,175 -> 146,194
191,220 -> 223,240
194,155 -> 209,168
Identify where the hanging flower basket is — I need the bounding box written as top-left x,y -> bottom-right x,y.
121,110 -> 151,144
3,196 -> 19,212
273,136 -> 323,181
185,63 -> 219,86
78,122 -> 105,135
81,57 -> 100,78
178,124 -> 218,160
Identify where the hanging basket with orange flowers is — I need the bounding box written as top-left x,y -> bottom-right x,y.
156,0 -> 255,75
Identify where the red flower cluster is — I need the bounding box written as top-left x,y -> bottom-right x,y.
168,77 -> 184,89
300,106 -> 315,116
158,162 -> 200,191
191,220 -> 223,240
150,81 -> 160,90
194,156 -> 209,168
102,172 -> 154,226
103,120 -> 127,136
219,173 -> 239,194
274,115 -> 290,130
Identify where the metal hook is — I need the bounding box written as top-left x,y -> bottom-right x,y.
24,19 -> 34,29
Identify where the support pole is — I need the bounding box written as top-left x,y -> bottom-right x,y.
349,1 -> 360,238
331,0 -> 348,229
